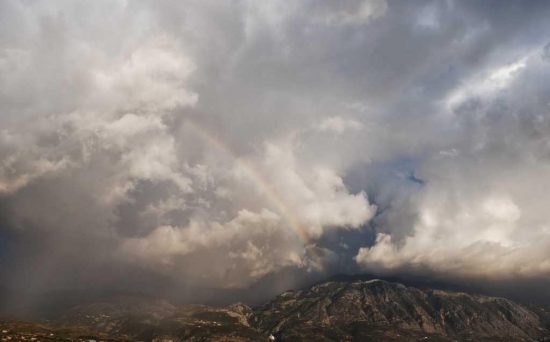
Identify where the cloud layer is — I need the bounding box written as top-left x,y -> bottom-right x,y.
1,0 -> 550,306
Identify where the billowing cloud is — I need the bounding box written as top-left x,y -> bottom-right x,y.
356,41 -> 550,280
0,0 -> 375,302
1,0 -> 550,309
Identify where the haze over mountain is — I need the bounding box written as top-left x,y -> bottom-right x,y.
1,0 -> 550,326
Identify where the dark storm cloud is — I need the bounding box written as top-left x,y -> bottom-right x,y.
1,0 -> 550,310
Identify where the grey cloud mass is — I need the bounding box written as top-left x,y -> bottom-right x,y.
1,0 -> 550,310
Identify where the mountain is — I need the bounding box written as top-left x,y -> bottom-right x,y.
1,279 -> 549,341
253,279 -> 549,341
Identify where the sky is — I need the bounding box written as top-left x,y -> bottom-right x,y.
1,0 -> 550,312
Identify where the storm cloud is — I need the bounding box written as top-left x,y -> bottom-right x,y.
1,0 -> 550,309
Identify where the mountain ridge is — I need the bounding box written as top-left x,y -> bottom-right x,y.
254,278 -> 549,341
1,278 -> 549,341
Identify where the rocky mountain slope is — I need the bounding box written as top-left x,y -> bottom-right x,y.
1,279 -> 549,341
254,279 -> 549,341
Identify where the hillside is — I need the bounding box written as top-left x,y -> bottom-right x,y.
254,279 -> 549,341
1,279 -> 549,341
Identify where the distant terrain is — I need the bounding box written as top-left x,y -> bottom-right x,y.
2,278 -> 550,341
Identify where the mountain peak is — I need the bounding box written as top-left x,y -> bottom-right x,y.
254,278 -> 548,341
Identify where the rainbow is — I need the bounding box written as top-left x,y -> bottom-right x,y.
183,119 -> 325,270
